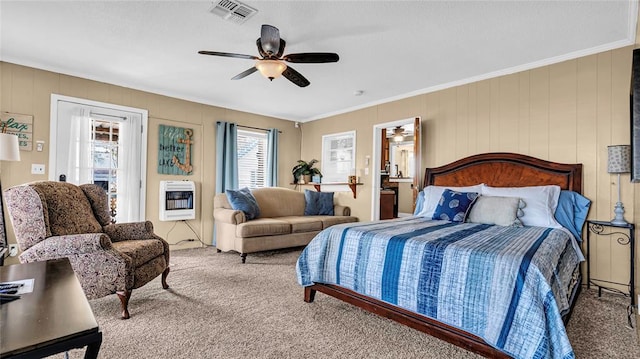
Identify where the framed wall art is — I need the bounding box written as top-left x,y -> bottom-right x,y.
158,124 -> 194,175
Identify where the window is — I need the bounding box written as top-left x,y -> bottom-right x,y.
91,119 -> 120,222
237,129 -> 267,189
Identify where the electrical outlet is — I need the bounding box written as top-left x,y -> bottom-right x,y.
31,164 -> 46,175
8,244 -> 18,257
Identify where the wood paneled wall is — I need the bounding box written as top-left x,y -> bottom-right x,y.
0,62 -> 300,265
302,46 -> 636,294
1,45 -> 637,295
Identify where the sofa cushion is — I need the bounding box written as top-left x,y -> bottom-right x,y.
304,190 -> 334,215
317,216 -> 358,229
251,188 -> 305,217
236,218 -> 291,238
277,216 -> 323,233
226,187 -> 260,220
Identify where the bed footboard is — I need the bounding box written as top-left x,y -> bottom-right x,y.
304,283 -> 512,359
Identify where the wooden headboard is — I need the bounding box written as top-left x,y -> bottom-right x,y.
423,152 -> 583,193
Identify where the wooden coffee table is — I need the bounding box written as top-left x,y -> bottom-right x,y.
0,258 -> 102,358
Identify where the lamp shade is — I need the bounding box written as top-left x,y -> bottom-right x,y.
607,144 -> 631,173
0,132 -> 20,161
255,60 -> 287,80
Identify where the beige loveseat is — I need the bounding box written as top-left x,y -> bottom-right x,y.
213,187 -> 357,263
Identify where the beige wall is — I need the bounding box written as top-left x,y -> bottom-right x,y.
0,61 -> 300,265
1,46 -> 637,296
302,46 -> 636,295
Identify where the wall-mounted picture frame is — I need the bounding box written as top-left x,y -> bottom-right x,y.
321,130 -> 356,183
158,124 -> 194,175
1,112 -> 34,151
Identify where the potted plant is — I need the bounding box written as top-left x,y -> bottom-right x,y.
292,159 -> 322,184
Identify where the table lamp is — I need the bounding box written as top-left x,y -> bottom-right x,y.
0,131 -> 21,255
607,144 -> 631,225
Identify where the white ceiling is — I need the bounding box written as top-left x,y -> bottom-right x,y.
0,1 -> 636,122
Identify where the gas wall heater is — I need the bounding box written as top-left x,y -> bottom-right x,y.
159,181 -> 196,221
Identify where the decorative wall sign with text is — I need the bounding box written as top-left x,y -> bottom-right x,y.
1,112 -> 34,151
158,125 -> 193,175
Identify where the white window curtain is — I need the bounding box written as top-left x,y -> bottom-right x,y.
67,108 -> 93,184
116,114 -> 142,222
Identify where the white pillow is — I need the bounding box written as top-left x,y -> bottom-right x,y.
481,184 -> 562,228
467,196 -> 524,227
418,184 -> 484,218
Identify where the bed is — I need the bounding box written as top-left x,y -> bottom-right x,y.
296,152 -> 587,359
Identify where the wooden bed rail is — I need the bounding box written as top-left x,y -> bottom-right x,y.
305,285 -> 512,358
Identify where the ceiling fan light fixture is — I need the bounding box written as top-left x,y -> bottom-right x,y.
256,60 -> 287,80
391,126 -> 405,142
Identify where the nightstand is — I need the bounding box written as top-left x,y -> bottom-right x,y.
586,220 -> 635,327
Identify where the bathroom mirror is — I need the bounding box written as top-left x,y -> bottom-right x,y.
388,140 -> 414,182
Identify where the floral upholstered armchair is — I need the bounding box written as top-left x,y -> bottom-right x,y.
4,181 -> 170,319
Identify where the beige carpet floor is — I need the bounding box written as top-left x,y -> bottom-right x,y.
55,247 -> 639,359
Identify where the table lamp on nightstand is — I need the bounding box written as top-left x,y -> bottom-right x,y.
607,144 -> 631,225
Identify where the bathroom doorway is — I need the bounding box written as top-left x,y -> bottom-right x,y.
371,117 -> 421,220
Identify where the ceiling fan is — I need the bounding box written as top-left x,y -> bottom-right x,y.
390,126 -> 409,142
198,24 -> 339,87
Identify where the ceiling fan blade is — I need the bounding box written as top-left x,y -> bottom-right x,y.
198,51 -> 258,60
282,66 -> 310,87
260,24 -> 280,55
282,53 -> 339,63
231,67 -> 258,80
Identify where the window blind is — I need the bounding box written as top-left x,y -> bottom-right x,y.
237,129 -> 267,189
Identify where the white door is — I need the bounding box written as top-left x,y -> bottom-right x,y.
49,95 -> 148,223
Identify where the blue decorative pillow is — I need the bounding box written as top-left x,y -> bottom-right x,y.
225,187 -> 260,220
304,190 -> 334,215
432,189 -> 479,222
554,190 -> 591,241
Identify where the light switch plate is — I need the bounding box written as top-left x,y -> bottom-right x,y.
31,164 -> 45,175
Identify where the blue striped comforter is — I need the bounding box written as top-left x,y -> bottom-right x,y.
296,217 -> 582,359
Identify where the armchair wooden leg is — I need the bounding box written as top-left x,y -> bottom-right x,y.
240,253 -> 247,263
161,267 -> 170,289
116,290 -> 131,319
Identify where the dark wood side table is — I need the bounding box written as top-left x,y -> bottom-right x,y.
0,258 -> 102,358
380,190 -> 396,220
586,220 -> 635,327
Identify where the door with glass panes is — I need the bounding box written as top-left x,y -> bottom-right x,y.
50,95 -> 148,223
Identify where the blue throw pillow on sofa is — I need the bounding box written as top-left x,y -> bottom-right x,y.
304,190 -> 334,216
432,189 -> 479,222
226,187 -> 260,220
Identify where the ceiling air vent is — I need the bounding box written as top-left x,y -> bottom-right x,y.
209,0 -> 258,25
